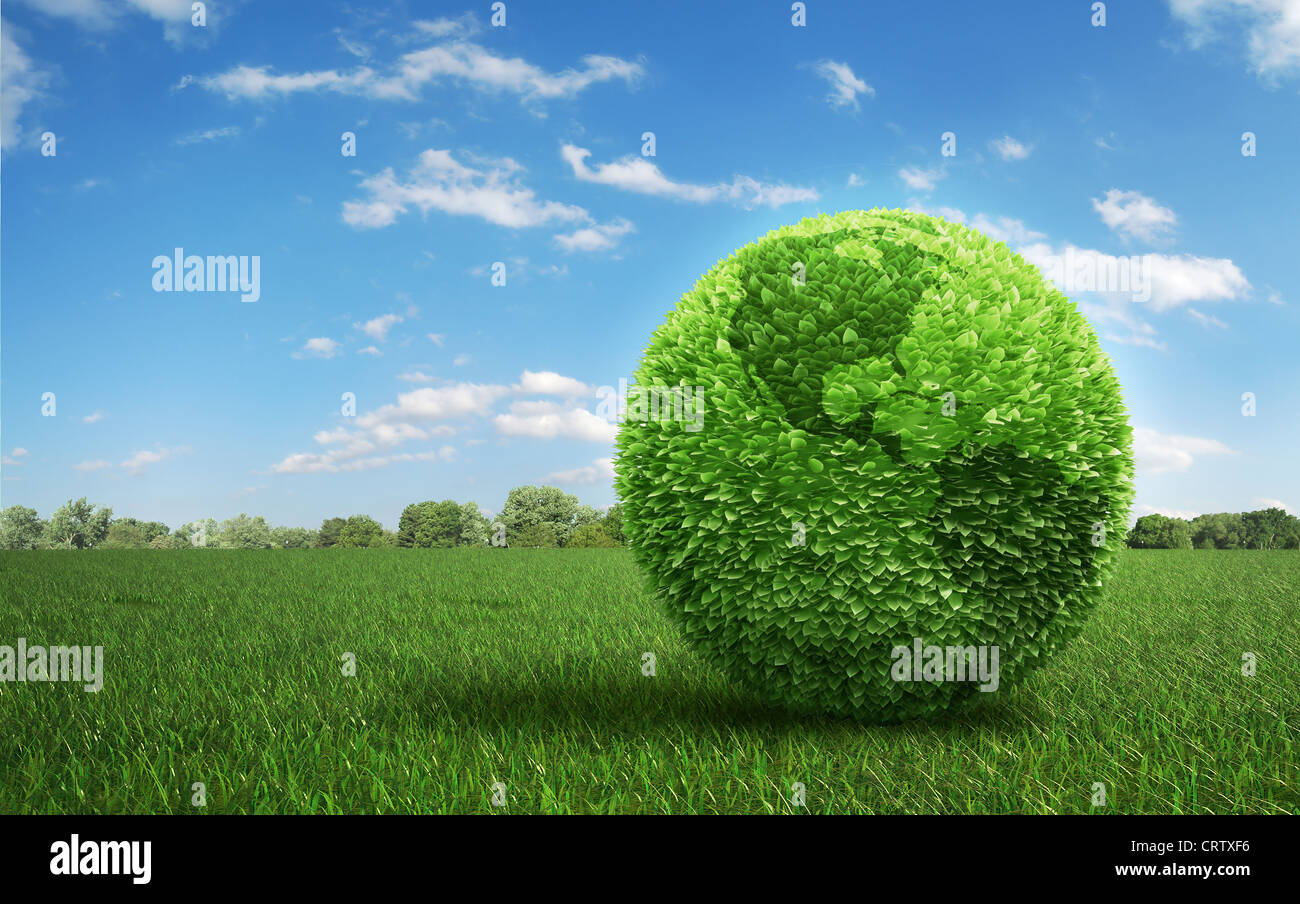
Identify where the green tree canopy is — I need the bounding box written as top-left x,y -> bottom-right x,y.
218,513 -> 273,549
498,485 -> 579,547
568,523 -> 619,548
46,498 -> 112,549
1126,514 -> 1193,549
0,505 -> 45,549
337,515 -> 386,548
318,517 -> 347,548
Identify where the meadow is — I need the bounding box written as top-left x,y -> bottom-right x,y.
0,548 -> 1295,814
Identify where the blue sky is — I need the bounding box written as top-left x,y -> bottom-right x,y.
2,0 -> 1297,530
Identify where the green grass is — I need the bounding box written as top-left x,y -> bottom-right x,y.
0,548 -> 1296,813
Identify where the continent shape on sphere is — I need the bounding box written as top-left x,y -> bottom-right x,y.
614,208 -> 1134,722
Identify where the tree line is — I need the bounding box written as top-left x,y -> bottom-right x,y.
0,486 -> 625,551
1125,508 -> 1300,550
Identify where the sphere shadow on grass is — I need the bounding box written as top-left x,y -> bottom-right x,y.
396,652 -> 1054,739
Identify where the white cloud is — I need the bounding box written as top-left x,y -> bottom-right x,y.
898,166 -> 945,192
1187,307 -> 1229,328
453,354 -> 471,366
357,345 -> 383,356
494,401 -> 617,442
272,447 -> 454,475
272,381 -> 504,474
1092,189 -> 1178,242
908,202 -> 1046,245
343,148 -> 589,231
427,332 -> 446,346
356,313 -> 403,341
73,459 -> 112,472
1135,503 -> 1203,520
1,24 -> 53,155
412,14 -> 479,39
121,444 -> 191,473
83,411 -> 106,423
293,337 -> 341,359
356,384 -> 508,430
1133,427 -> 1236,473
10,448 -> 28,457
809,59 -> 873,110
1016,242 -> 1250,311
191,36 -> 642,103
544,457 -> 615,486
991,135 -> 1032,160
515,370 -> 592,397
398,370 -> 435,383
1169,0 -> 1300,81
12,0 -> 214,45
2,447 -> 29,466
1253,496 -> 1295,513
554,218 -> 635,252
561,144 -> 818,208
847,173 -> 864,187
1076,298 -> 1168,349
174,125 -> 240,146
10,1 -> 116,29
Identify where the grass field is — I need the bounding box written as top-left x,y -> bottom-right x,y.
0,548 -> 1296,814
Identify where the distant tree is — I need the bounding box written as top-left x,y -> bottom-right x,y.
101,521 -> 150,549
216,513 -> 273,549
337,515 -> 385,548
498,485 -> 579,547
119,518 -> 170,544
1190,512 -> 1246,549
600,503 -> 624,544
568,523 -> 618,548
573,505 -> 601,530
0,505 -> 45,549
1241,507 -> 1299,550
396,502 -> 434,548
176,518 -> 220,548
459,501 -> 490,546
150,533 -> 185,549
46,498 -> 113,549
414,500 -> 462,548
1125,514 -> 1192,549
270,526 -> 315,549
513,522 -> 563,548
318,517 -> 347,548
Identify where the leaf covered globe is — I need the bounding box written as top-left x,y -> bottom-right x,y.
614,208 -> 1134,722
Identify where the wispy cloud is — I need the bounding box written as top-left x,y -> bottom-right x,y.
344,147 -> 586,228
293,337 -> 341,359
121,444 -> 192,474
544,457 -> 614,486
561,144 -> 819,208
1133,427 -> 1236,473
1092,189 -> 1177,242
808,59 -> 873,110
515,370 -> 593,397
898,165 -> 945,192
1169,0 -> 1300,82
554,218 -> 635,252
356,313 -> 403,342
174,125 -> 241,146
991,135 -> 1032,160
1,24 -> 53,155
494,400 -> 617,442
189,29 -> 643,104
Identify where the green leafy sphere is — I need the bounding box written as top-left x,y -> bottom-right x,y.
614,209 -> 1134,722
